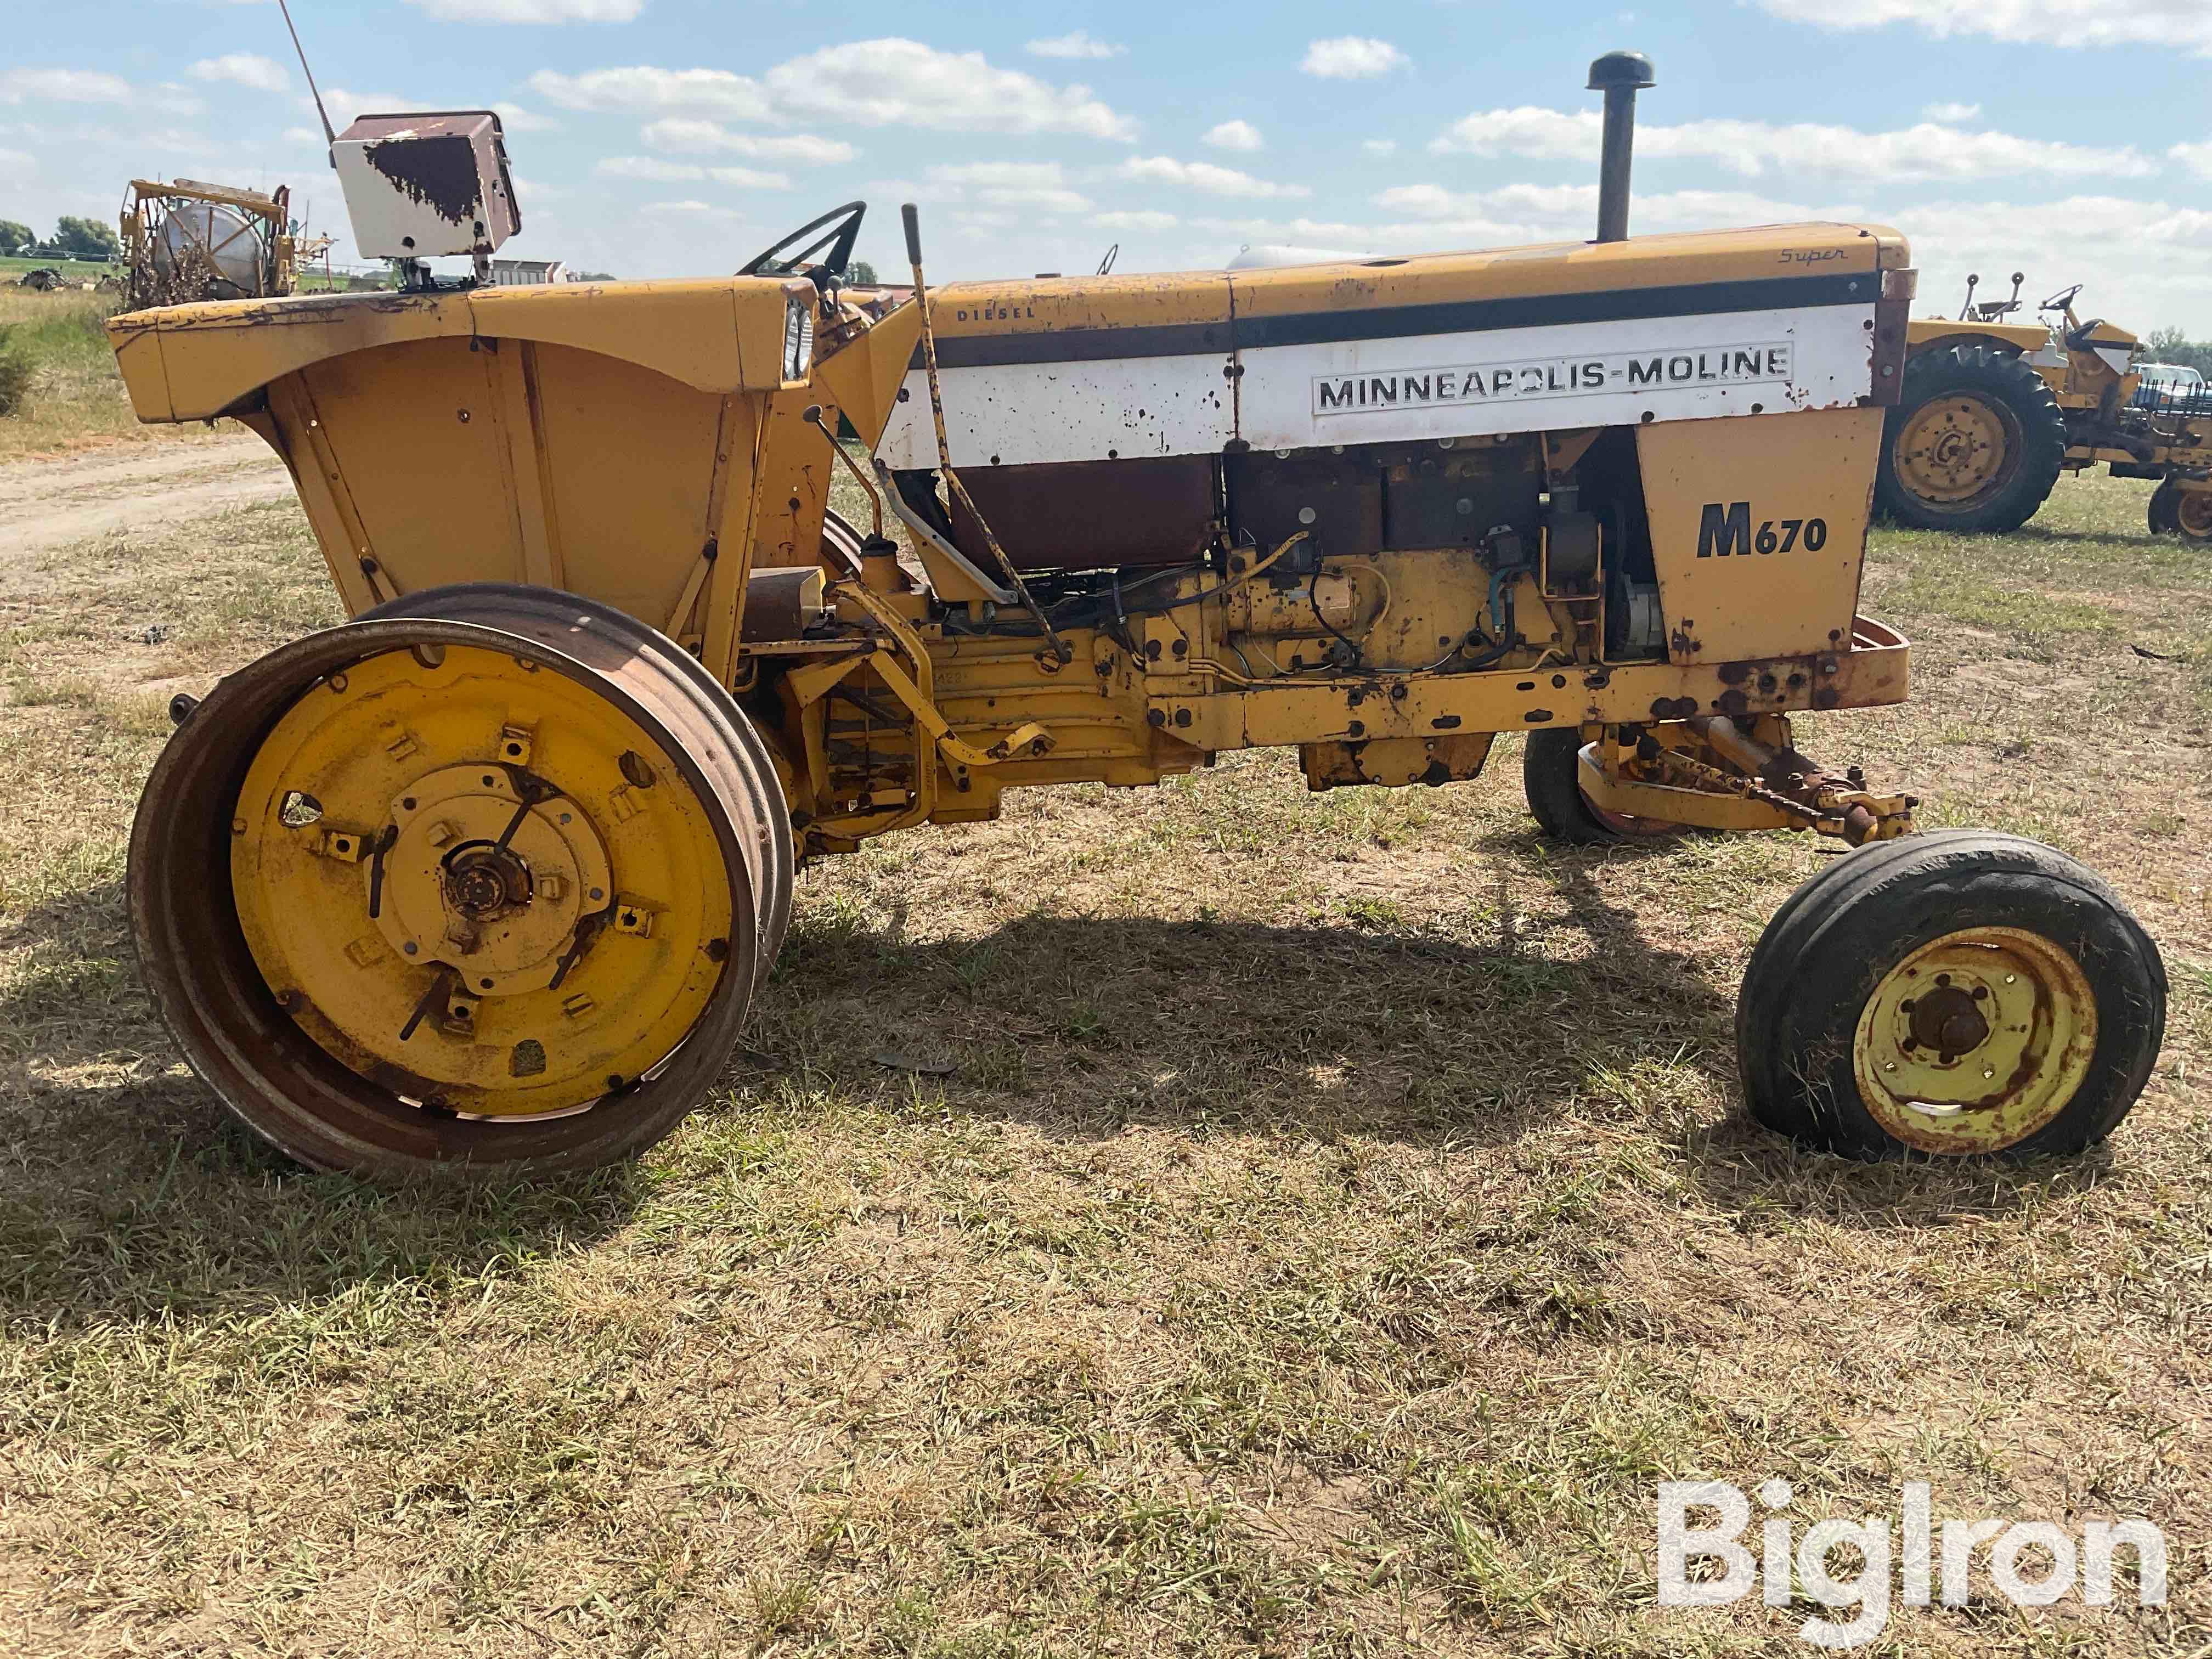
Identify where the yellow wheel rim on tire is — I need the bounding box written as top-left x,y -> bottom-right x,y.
231,642 -> 735,1119
1852,926 -> 2097,1154
2177,489 -> 2212,543
1893,396 -> 2014,506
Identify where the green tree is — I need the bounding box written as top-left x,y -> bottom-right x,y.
2144,326 -> 2212,377
0,219 -> 32,255
847,259 -> 878,285
53,216 -> 120,261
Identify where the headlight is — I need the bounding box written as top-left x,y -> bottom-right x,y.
784,293 -> 814,381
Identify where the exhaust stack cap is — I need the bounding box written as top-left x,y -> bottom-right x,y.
1587,50 -> 1655,92
1587,51 -> 1654,245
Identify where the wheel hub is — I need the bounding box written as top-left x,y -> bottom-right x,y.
2177,488 -> 2212,541
1894,396 -> 2013,506
371,763 -> 612,994
1853,926 -> 2097,1153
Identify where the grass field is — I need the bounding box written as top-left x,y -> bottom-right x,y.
0,287 -> 228,464
0,471 -> 2207,1656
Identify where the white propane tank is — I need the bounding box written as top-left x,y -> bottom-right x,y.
155,202 -> 268,297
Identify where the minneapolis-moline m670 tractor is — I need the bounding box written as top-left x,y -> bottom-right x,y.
106,60 -> 2166,1183
1881,271 -> 2212,540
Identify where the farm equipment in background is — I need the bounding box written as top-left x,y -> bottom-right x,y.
119,178 -> 297,311
1882,273 -> 2212,541
104,59 -> 2168,1184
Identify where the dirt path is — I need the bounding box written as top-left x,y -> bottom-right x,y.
0,435 -> 295,561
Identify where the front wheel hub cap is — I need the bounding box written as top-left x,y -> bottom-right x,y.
1853,926 -> 2097,1153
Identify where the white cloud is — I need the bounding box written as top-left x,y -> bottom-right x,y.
763,40 -> 1137,140
528,66 -> 771,119
404,0 -> 643,20
533,41 -> 1136,139
1300,37 -> 1408,79
1204,119 -> 1263,153
1753,0 -> 2212,55
928,161 -> 1090,212
707,166 -> 787,190
640,118 -> 853,163
640,199 -> 741,219
0,69 -> 133,104
2172,139 -> 2212,179
492,101 -> 559,132
1024,31 -> 1124,59
1095,208 -> 1178,231
319,89 -> 413,123
187,53 -> 288,93
597,155 -> 789,188
596,155 -> 704,180
1430,106 -> 2154,181
1362,139 -> 1397,157
1924,101 -> 1981,122
0,147 -> 33,177
1119,156 -> 1310,199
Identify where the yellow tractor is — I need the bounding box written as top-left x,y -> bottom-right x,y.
106,59 -> 2167,1183
1884,272 -> 2212,540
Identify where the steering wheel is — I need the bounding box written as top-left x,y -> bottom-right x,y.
738,201 -> 866,280
2039,283 -> 2083,313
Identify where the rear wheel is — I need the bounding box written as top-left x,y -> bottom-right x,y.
1877,346 -> 2067,533
1522,728 -> 1675,844
1737,832 -> 2165,1159
130,585 -> 792,1181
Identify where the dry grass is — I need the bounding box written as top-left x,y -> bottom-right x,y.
0,471 -> 2207,1656
0,289 -> 225,464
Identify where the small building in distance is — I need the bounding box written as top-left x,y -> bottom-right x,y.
487,257 -> 568,286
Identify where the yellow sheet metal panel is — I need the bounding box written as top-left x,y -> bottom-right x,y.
528,341 -> 728,625
1905,319 -> 2049,355
1229,223 -> 1896,319
1638,405 -> 1882,664
297,340 -> 531,592
918,270 -> 1235,342
108,276 -> 808,426
108,318 -> 174,424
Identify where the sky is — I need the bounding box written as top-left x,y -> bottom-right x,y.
4,1 -> 2211,335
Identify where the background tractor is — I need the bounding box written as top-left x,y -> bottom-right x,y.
102,61 -> 2166,1184
1882,273 -> 2212,541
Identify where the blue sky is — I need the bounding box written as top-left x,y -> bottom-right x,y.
5,2 -> 2210,333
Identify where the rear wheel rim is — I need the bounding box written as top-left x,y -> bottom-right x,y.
2176,489 -> 2212,543
131,601 -> 774,1175
231,642 -> 733,1119
1852,925 -> 2097,1154
1893,393 -> 2020,510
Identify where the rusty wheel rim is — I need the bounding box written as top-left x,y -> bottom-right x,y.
2176,489 -> 2212,543
1852,925 -> 2096,1154
1893,394 -> 2019,510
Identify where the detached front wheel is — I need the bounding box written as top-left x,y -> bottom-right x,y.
1738,832 -> 2165,1158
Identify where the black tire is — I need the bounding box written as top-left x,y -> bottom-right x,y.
1522,728 -> 1633,844
1738,831 -> 2165,1159
2148,479 -> 2180,536
1877,346 -> 2067,533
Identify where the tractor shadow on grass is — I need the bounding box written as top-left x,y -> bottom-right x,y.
760,841 -> 2098,1232
0,878 -> 644,1328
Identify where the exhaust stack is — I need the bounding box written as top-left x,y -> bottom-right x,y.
1588,51 -> 1655,244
